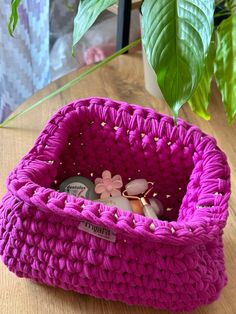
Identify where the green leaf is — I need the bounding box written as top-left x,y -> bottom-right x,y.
8,0 -> 21,36
188,38 -> 216,120
141,0 -> 215,117
73,0 -> 116,48
215,15 -> 236,123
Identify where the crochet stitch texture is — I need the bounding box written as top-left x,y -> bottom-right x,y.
0,97 -> 231,312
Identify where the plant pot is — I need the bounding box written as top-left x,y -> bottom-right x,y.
139,14 -> 166,103
142,49 -> 166,101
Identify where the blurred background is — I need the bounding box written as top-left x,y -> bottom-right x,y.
0,0 -> 141,123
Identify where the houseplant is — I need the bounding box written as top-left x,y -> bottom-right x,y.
71,0 -> 236,122
2,0 -> 235,126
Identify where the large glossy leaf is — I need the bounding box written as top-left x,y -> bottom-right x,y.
188,38 -> 216,120
73,0 -> 116,48
215,15 -> 236,123
141,0 -> 215,117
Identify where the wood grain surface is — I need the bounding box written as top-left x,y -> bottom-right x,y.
0,52 -> 235,314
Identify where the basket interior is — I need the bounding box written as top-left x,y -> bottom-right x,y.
43,107 -> 196,222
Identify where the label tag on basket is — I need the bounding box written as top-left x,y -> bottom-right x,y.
79,221 -> 116,242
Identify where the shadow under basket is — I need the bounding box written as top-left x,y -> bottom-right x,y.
0,97 -> 231,312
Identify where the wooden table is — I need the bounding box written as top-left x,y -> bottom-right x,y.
0,53 -> 235,314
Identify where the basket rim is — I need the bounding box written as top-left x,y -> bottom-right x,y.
6,97 -> 231,246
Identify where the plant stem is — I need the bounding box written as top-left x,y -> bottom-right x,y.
214,11 -> 232,17
0,38 -> 141,128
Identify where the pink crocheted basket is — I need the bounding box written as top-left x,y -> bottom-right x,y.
0,97 -> 231,312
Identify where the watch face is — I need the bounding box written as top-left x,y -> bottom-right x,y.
64,182 -> 88,198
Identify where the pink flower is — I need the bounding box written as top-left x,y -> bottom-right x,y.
95,170 -> 123,199
84,44 -> 115,65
